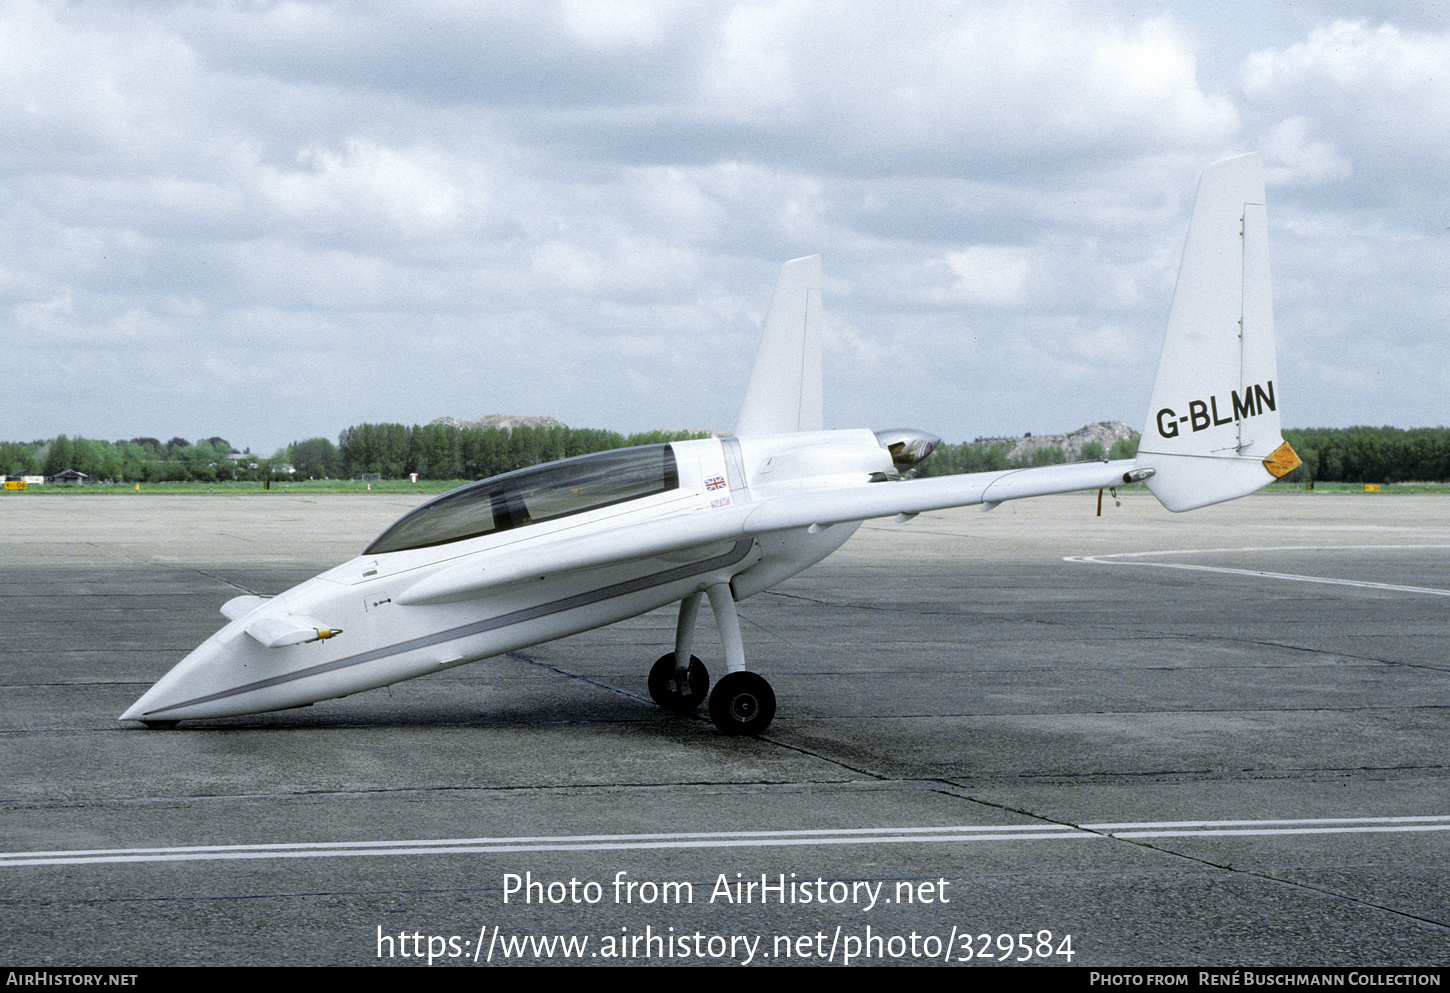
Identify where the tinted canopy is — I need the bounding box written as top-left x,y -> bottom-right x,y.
365,445 -> 680,555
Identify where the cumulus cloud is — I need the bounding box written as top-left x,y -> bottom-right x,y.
1261,116 -> 1352,186
1230,17 -> 1450,431
937,247 -> 1031,307
252,141 -> 479,242
555,2 -> 1239,175
1242,20 -> 1450,170
0,1 -> 1446,449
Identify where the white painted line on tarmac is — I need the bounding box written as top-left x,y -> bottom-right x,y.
1065,545 -> 1450,596
3,816 -> 1447,867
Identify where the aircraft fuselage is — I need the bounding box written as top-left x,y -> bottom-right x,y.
122,432 -> 889,723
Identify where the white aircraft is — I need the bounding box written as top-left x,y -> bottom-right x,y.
123,153 -> 1299,736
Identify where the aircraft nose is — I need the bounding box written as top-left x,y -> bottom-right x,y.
119,625 -> 255,724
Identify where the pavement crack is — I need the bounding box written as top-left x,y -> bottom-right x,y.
505,651 -> 651,704
192,569 -> 263,595
1105,837 -> 1450,932
752,735 -> 890,779
937,791 -> 1450,933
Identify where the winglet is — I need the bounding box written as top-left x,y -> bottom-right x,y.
1135,153 -> 1290,511
734,255 -> 823,437
220,595 -> 266,622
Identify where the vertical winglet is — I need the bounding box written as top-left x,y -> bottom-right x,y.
734,255 -> 823,437
1136,153 -> 1288,511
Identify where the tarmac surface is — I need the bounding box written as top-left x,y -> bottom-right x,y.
1,488 -> 1447,967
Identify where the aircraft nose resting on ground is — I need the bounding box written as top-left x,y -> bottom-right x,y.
122,153 -> 1298,736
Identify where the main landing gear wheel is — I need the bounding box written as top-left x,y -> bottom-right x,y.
708,671 -> 776,736
648,653 -> 710,713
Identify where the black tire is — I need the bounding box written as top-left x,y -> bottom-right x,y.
708,671 -> 776,736
648,653 -> 709,712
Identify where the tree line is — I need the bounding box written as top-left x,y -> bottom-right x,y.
4,425 -> 1448,485
1280,426 -> 1450,485
0,425 -> 711,483
918,427 -> 1450,484
328,423 -> 711,480
0,436 -> 251,483
916,437 -> 1140,477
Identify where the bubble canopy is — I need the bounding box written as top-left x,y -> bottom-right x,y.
365,445 -> 681,555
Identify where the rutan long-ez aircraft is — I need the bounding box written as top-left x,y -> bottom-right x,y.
124,154 -> 1298,736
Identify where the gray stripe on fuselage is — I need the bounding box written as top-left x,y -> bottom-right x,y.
146,539 -> 756,716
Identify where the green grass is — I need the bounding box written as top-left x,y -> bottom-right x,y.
4,479 -> 469,496
1266,480 -> 1450,494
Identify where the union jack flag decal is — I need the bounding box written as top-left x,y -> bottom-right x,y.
705,475 -> 727,491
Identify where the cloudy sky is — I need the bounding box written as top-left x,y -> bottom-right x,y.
3,0 -> 1446,454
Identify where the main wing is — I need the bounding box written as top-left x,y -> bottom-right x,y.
394,459 -> 1137,605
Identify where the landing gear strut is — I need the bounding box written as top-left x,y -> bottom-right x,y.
658,584 -> 777,735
